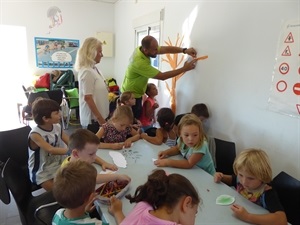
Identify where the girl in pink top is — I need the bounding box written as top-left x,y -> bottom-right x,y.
109,169 -> 201,225
140,83 -> 159,131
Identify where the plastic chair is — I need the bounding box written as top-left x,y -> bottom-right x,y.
2,158 -> 57,225
0,125 -> 41,192
35,201 -> 61,225
214,138 -> 236,175
272,171 -> 300,225
62,87 -> 79,129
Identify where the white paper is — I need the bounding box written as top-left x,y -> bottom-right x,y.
109,151 -> 127,168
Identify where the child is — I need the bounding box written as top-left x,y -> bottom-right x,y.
140,83 -> 159,131
109,169 -> 201,225
52,160 -> 102,224
214,149 -> 287,225
154,114 -> 215,175
174,103 -> 210,136
96,105 -> 140,148
118,91 -> 142,130
28,98 -> 69,191
141,107 -> 177,147
63,128 -> 130,184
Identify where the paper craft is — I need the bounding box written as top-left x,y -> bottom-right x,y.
196,55 -> 208,60
109,151 -> 127,168
216,194 -> 235,205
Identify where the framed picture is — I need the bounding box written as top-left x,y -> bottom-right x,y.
35,37 -> 79,68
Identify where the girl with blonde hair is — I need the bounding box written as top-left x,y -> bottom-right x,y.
154,114 -> 215,175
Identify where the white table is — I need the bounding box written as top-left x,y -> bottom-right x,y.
95,140 -> 268,225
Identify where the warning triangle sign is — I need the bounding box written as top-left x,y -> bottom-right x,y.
282,46 -> 291,56
284,32 -> 294,43
296,104 -> 300,115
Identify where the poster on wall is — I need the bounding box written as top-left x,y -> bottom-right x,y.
35,37 -> 79,68
268,19 -> 300,118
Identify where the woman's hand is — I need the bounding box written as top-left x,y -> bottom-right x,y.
185,47 -> 197,57
124,140 -> 132,148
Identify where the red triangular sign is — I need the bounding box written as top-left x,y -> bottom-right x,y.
282,46 -> 291,56
284,32 -> 294,43
297,104 -> 300,115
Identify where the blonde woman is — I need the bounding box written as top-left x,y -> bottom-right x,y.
75,37 -> 108,133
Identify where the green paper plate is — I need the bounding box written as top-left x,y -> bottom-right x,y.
216,194 -> 235,205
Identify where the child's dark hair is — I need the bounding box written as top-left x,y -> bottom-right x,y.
125,169 -> 201,210
191,103 -> 209,118
145,83 -> 155,96
157,108 -> 175,132
69,128 -> 100,151
53,160 -> 97,209
32,98 -> 60,125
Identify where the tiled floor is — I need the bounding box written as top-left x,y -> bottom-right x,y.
0,121 -> 81,225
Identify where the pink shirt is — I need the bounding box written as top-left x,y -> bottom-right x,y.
120,201 -> 179,225
140,97 -> 156,126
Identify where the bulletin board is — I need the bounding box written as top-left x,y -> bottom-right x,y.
35,37 -> 79,68
268,19 -> 300,118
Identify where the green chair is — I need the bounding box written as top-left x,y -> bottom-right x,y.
62,87 -> 79,129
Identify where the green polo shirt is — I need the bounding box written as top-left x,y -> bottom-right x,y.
121,46 -> 160,98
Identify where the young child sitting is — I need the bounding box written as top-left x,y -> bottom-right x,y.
154,114 -> 215,175
63,128 -> 130,184
28,98 -> 69,191
52,160 -> 102,224
117,91 -> 142,130
214,148 -> 287,225
174,103 -> 210,135
140,83 -> 159,131
96,105 -> 140,149
141,107 -> 177,147
109,169 -> 202,225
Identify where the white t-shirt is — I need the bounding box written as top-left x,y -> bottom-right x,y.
78,67 -> 109,127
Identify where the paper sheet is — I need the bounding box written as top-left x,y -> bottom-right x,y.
109,151 -> 127,168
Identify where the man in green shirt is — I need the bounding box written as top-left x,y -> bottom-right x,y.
121,35 -> 198,119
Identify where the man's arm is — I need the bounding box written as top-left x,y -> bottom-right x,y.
153,58 -> 198,80
159,46 -> 197,57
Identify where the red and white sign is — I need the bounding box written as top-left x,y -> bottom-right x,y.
281,46 -> 291,56
279,62 -> 289,75
269,19 -> 300,118
284,32 -> 294,43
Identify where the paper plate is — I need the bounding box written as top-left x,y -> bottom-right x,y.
216,194 -> 235,205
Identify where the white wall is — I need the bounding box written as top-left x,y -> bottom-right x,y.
114,0 -> 300,180
0,1 -> 115,83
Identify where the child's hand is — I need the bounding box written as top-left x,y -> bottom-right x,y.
230,204 -> 250,222
214,172 -> 224,183
124,140 -> 132,148
154,159 -> 168,167
153,103 -> 159,109
141,133 -> 148,139
108,196 -> 123,216
111,143 -> 124,150
84,192 -> 97,213
102,162 -> 118,171
158,151 -> 168,159
116,174 -> 131,182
